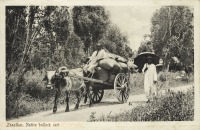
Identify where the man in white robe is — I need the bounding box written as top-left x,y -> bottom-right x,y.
83,43 -> 108,74
142,56 -> 158,102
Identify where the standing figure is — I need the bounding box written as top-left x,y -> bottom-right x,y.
142,56 -> 158,102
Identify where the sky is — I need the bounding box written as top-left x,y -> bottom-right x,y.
105,6 -> 161,51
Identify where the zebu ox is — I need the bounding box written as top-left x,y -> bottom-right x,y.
43,67 -> 92,113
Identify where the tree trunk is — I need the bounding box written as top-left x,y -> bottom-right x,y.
6,16 -> 21,80
15,6 -> 31,117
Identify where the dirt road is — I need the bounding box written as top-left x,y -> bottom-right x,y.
10,84 -> 193,122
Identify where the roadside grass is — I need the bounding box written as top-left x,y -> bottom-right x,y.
6,69 -> 194,119
88,87 -> 194,121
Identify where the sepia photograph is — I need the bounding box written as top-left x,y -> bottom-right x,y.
1,0 -> 200,129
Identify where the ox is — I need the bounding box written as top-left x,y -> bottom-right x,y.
43,67 -> 92,113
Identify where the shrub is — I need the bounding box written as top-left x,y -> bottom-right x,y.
6,91 -> 55,120
89,87 -> 194,121
6,69 -> 55,119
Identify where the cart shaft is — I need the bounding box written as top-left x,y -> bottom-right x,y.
67,74 -> 112,86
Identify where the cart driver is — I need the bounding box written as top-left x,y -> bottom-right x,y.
82,43 -> 108,102
83,42 -> 108,75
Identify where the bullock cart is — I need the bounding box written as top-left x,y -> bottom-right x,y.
65,67 -> 131,104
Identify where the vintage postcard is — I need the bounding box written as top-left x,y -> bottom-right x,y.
0,0 -> 200,130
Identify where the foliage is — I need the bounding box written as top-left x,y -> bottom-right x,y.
6,6 -> 131,72
138,38 -> 154,54
6,92 -> 54,119
6,69 -> 55,119
98,24 -> 132,58
6,6 -> 27,77
64,33 -> 86,68
72,6 -> 110,55
151,6 -> 194,70
89,87 -> 194,121
50,7 -> 71,43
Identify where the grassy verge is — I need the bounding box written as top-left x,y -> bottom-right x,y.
88,87 -> 194,121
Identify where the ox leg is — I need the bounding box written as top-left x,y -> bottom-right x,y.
53,89 -> 60,113
65,91 -> 69,112
88,86 -> 93,107
74,91 -> 81,110
83,82 -> 90,104
84,94 -> 87,104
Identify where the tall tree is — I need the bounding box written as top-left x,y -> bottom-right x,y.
6,6 -> 58,117
51,7 -> 71,45
29,6 -> 72,69
45,6 -> 71,68
138,35 -> 154,54
6,6 -> 27,78
98,24 -> 132,58
151,6 -> 193,70
64,32 -> 86,68
72,6 -> 110,56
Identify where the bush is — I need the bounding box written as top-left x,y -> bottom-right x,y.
6,92 -> 55,120
6,69 -> 55,119
89,87 -> 194,121
17,93 -> 54,116
6,88 -> 17,119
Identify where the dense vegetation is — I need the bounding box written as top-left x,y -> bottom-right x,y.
89,87 -> 194,121
138,6 -> 193,70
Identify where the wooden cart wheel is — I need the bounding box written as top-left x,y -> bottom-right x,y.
114,73 -> 130,103
91,88 -> 104,103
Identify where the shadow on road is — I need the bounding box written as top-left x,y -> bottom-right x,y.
127,101 -> 146,106
43,101 -> 121,116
